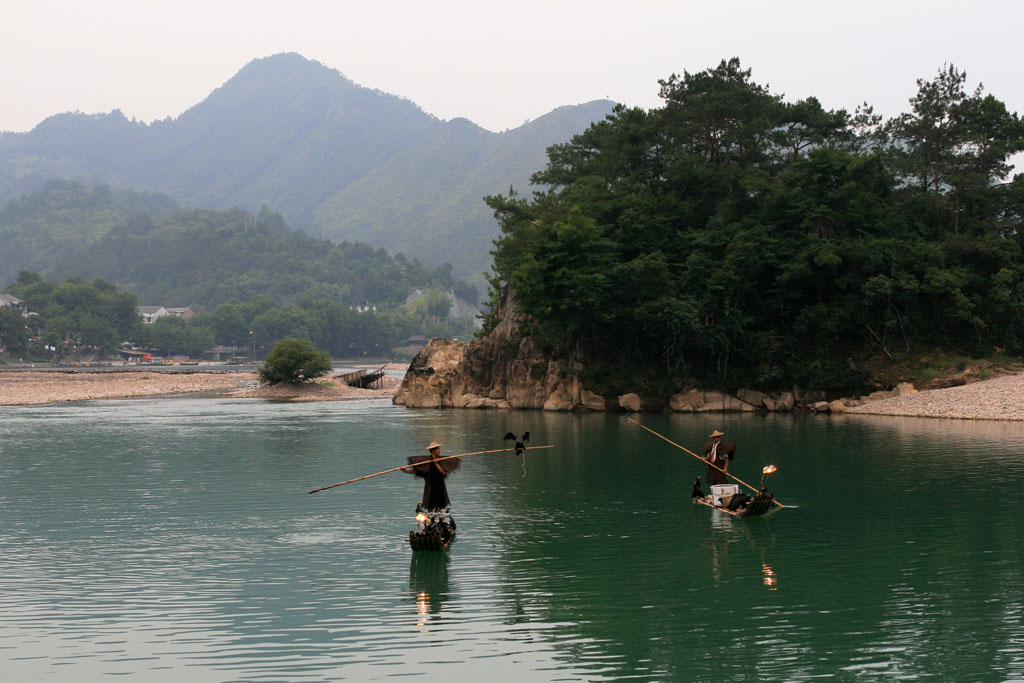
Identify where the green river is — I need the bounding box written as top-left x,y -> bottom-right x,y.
1,396 -> 1022,680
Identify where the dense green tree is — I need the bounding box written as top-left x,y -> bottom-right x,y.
138,316 -> 214,358
485,59 -> 1024,395
888,64 -> 1024,235
258,337 -> 332,384
0,307 -> 31,353
9,276 -> 139,355
251,305 -> 322,347
45,205 -> 473,312
0,181 -> 178,286
16,270 -> 42,286
205,302 -> 250,346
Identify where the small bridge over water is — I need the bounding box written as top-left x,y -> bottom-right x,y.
336,366 -> 387,389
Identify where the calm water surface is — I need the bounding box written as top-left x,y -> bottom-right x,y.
1,397 -> 1023,681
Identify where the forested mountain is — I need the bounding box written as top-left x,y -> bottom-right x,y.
1,203 -> 478,361
0,53 -> 613,277
0,180 -> 179,285
45,204 -> 469,310
486,60 -> 1024,395
311,101 -> 616,276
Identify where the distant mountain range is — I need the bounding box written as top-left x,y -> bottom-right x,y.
0,52 -> 614,277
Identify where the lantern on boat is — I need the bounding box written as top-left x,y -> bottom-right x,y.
415,512 -> 429,530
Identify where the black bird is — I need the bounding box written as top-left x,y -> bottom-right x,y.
503,431 -> 530,455
691,476 -> 705,499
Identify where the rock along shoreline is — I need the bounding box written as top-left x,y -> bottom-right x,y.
4,361 -> 1018,422
392,288 -> 1024,422
393,335 -> 1024,421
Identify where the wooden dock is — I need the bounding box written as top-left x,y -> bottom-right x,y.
337,366 -> 387,389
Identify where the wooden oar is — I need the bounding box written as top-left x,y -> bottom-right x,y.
627,418 -> 787,508
307,445 -> 555,494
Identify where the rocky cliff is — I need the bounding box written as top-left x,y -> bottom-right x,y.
393,287 -> 599,409
393,288 -> 917,412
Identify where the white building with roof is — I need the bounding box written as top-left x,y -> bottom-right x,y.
0,293 -> 29,316
138,306 -> 169,324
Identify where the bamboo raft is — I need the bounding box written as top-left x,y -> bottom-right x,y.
406,509 -> 456,551
695,491 -> 776,517
408,528 -> 455,551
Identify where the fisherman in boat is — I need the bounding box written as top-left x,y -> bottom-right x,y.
701,429 -> 736,486
402,441 -> 452,511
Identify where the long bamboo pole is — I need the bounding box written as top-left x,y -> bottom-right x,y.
307,445 -> 555,494
627,418 -> 786,508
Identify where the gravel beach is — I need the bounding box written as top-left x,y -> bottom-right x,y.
0,370 -> 258,405
0,369 -> 401,406
846,371 -> 1024,421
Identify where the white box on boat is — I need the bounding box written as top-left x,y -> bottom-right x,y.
710,484 -> 740,507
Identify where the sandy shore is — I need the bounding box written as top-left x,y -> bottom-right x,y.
0,370 -> 402,406
846,372 -> 1024,420
0,370 -> 258,406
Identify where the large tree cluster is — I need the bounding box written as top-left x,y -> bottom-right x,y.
485,59 -> 1024,393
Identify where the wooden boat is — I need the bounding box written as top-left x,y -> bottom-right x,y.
692,468 -> 779,517
694,490 -> 776,517
407,508 -> 456,551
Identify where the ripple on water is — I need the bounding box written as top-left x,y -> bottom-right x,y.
2,402 -> 1024,680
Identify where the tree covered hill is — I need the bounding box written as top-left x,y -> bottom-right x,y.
0,52 -> 613,277
485,60 -> 1024,396
43,203 -> 469,311
310,100 -> 617,275
0,180 -> 179,285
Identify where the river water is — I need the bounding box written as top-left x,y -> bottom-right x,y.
1,397 -> 1022,681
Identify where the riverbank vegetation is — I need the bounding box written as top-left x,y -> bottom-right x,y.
1,196 -> 481,360
484,60 -> 1024,395
1,270 -> 473,361
258,338 -> 332,384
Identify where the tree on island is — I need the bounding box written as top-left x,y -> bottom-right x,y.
483,59 -> 1024,395
258,338 -> 333,385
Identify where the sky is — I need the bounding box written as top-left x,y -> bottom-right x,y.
3,0 -> 1023,134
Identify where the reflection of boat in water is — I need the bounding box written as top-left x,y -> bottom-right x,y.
704,502 -> 780,589
407,507 -> 456,551
410,550 -> 450,625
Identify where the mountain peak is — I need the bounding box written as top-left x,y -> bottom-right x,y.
209,52 -> 359,103
231,52 -> 353,86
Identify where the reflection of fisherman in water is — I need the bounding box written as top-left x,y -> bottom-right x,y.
702,511 -> 778,589
409,551 -> 450,626
744,517 -> 778,590
402,441 -> 458,511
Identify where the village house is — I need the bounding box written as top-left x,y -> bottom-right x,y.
138,306 -> 195,324
0,293 -> 30,316
165,307 -> 195,320
138,306 -> 168,324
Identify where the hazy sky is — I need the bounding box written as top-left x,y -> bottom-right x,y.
3,0 -> 1022,133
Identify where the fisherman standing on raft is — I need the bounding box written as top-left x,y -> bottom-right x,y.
402,441 -> 456,511
701,429 -> 736,486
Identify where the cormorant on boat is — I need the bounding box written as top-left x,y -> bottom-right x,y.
693,465 -> 780,517
691,476 -> 705,499
408,506 -> 457,551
